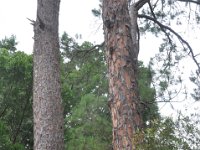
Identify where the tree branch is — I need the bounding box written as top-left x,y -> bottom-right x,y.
70,42 -> 105,61
148,1 -> 156,19
0,106 -> 8,118
135,0 -> 149,10
138,14 -> 200,73
147,1 -> 173,45
27,18 -> 35,26
177,0 -> 200,5
74,42 -> 105,54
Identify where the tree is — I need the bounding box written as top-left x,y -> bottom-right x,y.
60,33 -> 160,149
60,33 -> 107,114
1,30 -> 199,149
136,113 -> 200,150
0,39 -> 33,150
60,34 -> 112,149
102,0 -> 144,149
32,0 -> 64,149
136,0 -> 200,104
137,62 -> 159,124
101,0 -> 200,148
0,35 -> 17,53
65,94 -> 112,150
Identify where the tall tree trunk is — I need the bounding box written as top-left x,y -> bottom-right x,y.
33,0 -> 64,149
102,0 -> 143,149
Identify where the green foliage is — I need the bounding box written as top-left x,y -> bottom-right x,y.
91,1 -> 102,18
60,33 -> 112,149
65,94 -> 112,150
137,115 -> 200,150
138,62 -> 159,123
138,0 -> 200,104
0,37 -> 33,149
61,32 -> 159,123
149,40 -> 185,102
60,33 -> 162,150
60,33 -> 107,115
60,33 -> 161,149
0,35 -> 17,53
190,73 -> 200,101
1,33 -> 199,150
0,121 -> 13,150
92,8 -> 101,17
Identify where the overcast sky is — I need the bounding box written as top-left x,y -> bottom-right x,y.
0,0 -> 160,63
0,0 -> 103,54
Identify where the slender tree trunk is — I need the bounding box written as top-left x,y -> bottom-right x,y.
102,0 -> 143,149
33,0 -> 64,149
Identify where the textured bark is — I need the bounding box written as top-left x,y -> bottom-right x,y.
33,0 -> 64,149
129,4 -> 139,61
102,0 -> 143,149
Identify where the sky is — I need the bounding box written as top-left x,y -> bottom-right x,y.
0,0 -> 157,64
0,0 -> 199,117
0,0 -> 103,54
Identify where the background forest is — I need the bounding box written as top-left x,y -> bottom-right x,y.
1,0 -> 200,149
0,34 -> 200,149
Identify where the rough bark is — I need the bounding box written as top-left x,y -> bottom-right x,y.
33,0 -> 64,149
129,4 -> 139,61
102,0 -> 143,149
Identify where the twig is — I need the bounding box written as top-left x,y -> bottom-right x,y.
138,14 -> 200,73
27,18 -> 35,26
177,0 -> 200,5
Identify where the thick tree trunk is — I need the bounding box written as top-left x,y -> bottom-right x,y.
33,0 -> 64,149
102,0 -> 143,149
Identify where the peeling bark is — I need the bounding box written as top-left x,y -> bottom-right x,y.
102,0 -> 143,149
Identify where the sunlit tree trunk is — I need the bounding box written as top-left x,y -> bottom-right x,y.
102,0 -> 143,149
33,0 -> 64,149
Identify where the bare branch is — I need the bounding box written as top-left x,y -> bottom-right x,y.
177,0 -> 200,5
74,42 -> 105,53
194,53 -> 200,57
68,42 -> 105,62
135,0 -> 149,10
138,14 -> 200,73
148,1 -> 156,19
147,1 -> 173,44
27,18 -> 35,26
